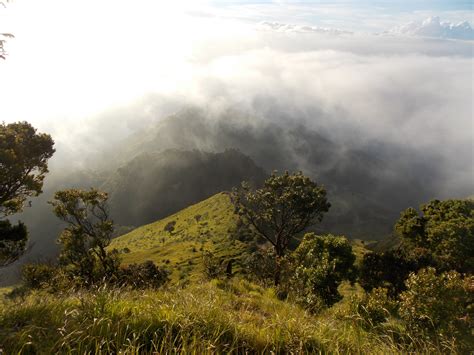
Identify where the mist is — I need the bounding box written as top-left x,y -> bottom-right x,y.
0,1 -> 473,282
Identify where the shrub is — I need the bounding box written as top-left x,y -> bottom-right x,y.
164,220 -> 176,234
289,233 -> 356,311
352,287 -> 398,328
21,263 -> 78,293
242,247 -> 279,286
399,267 -> 473,338
395,199 -> 474,273
202,250 -> 223,279
359,249 -> 432,297
0,220 -> 28,266
21,263 -> 58,289
117,261 -> 170,289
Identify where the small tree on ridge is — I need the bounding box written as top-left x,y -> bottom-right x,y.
234,171 -> 330,285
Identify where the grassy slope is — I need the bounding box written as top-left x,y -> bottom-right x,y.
0,279 -> 457,354
110,192 -> 372,283
109,192 -> 248,281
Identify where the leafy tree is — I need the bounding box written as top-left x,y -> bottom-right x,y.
0,121 -> 55,216
358,249 -> 432,297
395,199 -> 474,273
0,121 -> 55,265
289,233 -> 356,310
49,188 -> 119,284
234,171 -> 330,285
0,220 -> 27,266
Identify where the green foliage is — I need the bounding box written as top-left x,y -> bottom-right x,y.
21,263 -> 59,289
350,287 -> 398,328
117,261 -> 170,289
202,250 -> 224,279
234,171 -> 330,257
242,247 -> 280,287
0,121 -> 54,266
50,188 -> 120,284
0,121 -> 55,217
399,267 -> 473,339
395,199 -> 474,273
234,171 -> 330,285
358,249 -> 431,296
0,220 -> 27,266
289,233 -> 356,310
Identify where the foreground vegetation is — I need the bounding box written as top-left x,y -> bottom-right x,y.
1,278 -> 469,354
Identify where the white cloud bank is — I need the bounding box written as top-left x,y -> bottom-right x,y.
388,17 -> 474,40
257,21 -> 353,35
0,1 -> 472,197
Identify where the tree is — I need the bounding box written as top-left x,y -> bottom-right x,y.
0,219 -> 27,266
289,233 -> 356,310
49,188 -> 119,284
0,122 -> 55,216
395,199 -> 474,273
358,249 -> 432,297
234,171 -> 330,285
0,121 -> 55,265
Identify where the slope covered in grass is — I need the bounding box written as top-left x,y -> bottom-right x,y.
110,192 -> 373,282
109,192 -> 250,281
0,279 -> 461,354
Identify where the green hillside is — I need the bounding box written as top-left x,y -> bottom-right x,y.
110,192 -> 249,281
110,191 -> 373,283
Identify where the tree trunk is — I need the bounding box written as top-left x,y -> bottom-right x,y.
274,257 -> 281,286
274,243 -> 284,286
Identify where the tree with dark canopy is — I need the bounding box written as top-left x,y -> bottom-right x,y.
234,171 -> 330,285
0,121 -> 55,265
359,249 -> 432,296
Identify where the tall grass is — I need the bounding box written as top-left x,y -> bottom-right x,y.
0,279 -> 464,354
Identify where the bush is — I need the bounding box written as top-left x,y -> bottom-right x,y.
21,263 -> 58,289
202,250 -> 223,279
242,248 -> 280,286
0,220 -> 28,265
351,287 -> 398,328
399,267 -> 473,338
117,261 -> 170,289
21,263 -> 77,293
395,199 -> 474,273
289,233 -> 356,311
359,249 -> 432,297
164,220 -> 176,234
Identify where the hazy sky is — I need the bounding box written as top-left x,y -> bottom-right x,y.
0,0 -> 472,171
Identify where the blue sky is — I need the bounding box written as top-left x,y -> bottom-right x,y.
205,0 -> 473,32
211,0 -> 473,10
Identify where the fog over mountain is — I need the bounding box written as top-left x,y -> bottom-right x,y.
0,1 -> 472,283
